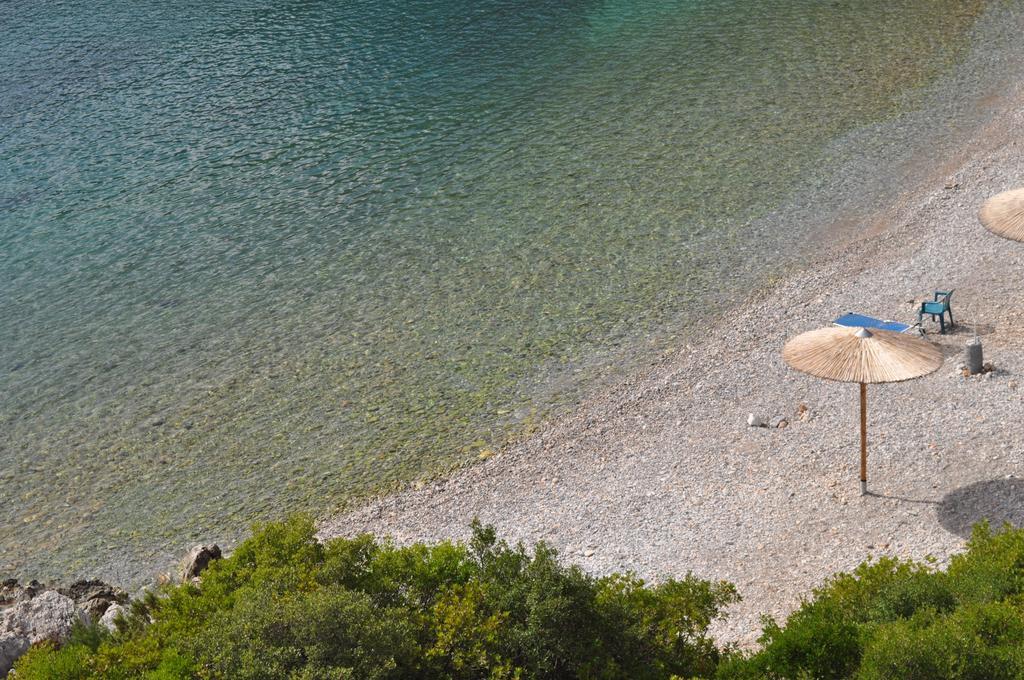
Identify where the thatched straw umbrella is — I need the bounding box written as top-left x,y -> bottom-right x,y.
782,326 -> 942,494
979,188 -> 1024,242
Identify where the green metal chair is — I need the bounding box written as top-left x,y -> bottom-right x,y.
918,289 -> 954,334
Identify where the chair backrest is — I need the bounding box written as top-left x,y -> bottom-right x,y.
935,289 -> 954,309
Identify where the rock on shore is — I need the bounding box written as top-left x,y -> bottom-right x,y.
0,591 -> 83,676
0,542 -> 224,676
57,580 -> 129,624
180,544 -> 222,582
0,579 -> 127,676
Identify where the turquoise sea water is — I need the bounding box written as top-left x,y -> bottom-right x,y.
2,0 -> 1022,583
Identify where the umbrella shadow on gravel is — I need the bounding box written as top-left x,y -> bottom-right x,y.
937,478 -> 1024,538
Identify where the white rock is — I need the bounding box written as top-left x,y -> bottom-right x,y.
99,603 -> 127,633
0,591 -> 85,675
0,591 -> 84,643
0,633 -> 30,677
747,413 -> 764,428
179,544 -> 222,582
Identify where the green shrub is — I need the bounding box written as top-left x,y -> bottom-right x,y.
946,521 -> 1024,604
865,570 -> 956,622
14,515 -> 736,679
719,524 -> 1024,680
720,603 -> 860,680
192,585 -> 420,679
857,601 -> 1024,680
12,642 -> 95,680
25,518 -> 1024,679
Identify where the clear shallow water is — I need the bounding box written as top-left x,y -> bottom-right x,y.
0,0 -> 1018,582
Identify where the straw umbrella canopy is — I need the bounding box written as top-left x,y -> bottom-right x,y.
979,187 -> 1024,242
782,326 -> 942,494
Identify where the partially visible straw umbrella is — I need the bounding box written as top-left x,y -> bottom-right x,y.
782,326 -> 942,494
979,187 -> 1024,242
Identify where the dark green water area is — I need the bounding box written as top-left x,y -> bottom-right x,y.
2,0 -> 1022,583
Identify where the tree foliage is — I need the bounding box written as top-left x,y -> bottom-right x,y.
718,522 -> 1024,679
14,515 -> 736,679
22,519 -> 1024,679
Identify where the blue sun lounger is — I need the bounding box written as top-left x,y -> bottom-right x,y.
834,312 -> 922,334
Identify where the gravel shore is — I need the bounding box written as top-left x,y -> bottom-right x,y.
322,90 -> 1024,647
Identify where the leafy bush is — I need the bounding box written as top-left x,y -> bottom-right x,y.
15,515 -> 737,679
24,519 -> 1024,679
857,601 -> 1024,680
719,522 -> 1024,679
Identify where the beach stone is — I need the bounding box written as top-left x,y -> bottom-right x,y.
0,633 -> 29,677
180,544 -> 222,582
0,591 -> 84,640
746,414 -> 764,428
0,580 -> 44,609
0,590 -> 85,674
99,603 -> 127,633
58,580 -> 128,622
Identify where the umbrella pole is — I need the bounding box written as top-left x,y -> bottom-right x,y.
860,382 -> 867,495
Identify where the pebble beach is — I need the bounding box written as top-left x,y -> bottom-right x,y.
8,0 -> 1024,589
322,84 -> 1024,647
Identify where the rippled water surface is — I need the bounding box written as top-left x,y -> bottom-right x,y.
2,0 -> 1021,581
